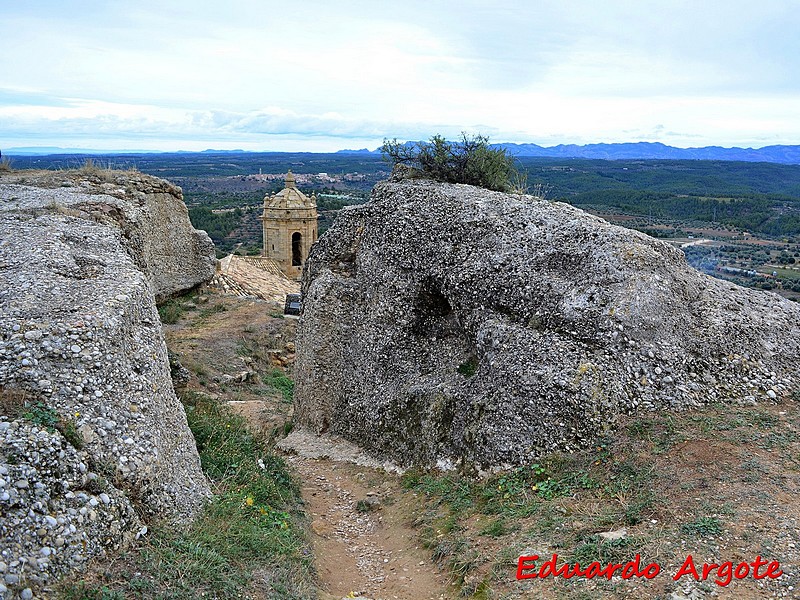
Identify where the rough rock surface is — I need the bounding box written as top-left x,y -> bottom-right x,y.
0,421 -> 141,595
294,176 -> 800,469
0,170 -> 215,302
0,170 -> 212,596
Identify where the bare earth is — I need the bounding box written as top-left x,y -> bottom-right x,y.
289,455 -> 452,600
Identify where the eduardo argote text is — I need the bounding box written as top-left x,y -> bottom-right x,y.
517,553 -> 783,587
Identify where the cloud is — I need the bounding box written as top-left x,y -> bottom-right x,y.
1,1 -> 800,150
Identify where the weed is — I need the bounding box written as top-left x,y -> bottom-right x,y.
184,359 -> 208,378
58,418 -> 85,450
681,516 -> 722,536
627,419 -> 652,438
0,156 -> 13,172
23,401 -> 59,430
262,369 -> 294,403
622,490 -> 658,525
570,536 -> 633,565
77,159 -> 116,182
457,357 -> 478,377
60,584 -> 125,600
450,546 -> 481,585
356,499 -> 376,513
198,303 -> 228,319
158,300 -> 184,324
748,410 -> 779,429
401,468 -> 423,489
757,431 -> 796,450
479,517 -> 508,537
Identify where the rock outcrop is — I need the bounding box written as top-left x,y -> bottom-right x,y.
0,170 -> 216,301
294,176 -> 800,469
0,171 -> 213,595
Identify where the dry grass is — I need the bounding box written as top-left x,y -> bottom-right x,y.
77,158 -> 117,182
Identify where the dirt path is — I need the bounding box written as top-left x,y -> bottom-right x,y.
163,292 -> 454,599
284,454 -> 453,600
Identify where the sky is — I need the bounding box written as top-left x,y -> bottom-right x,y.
2,0 -> 800,152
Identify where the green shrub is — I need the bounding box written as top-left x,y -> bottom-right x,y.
381,133 -> 522,192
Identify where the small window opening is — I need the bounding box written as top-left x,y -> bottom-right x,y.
292,232 -> 302,266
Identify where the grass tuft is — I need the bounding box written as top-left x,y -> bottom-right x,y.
158,300 -> 184,324
681,516 -> 723,537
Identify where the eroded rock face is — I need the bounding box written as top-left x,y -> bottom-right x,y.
0,172 -> 215,301
0,421 -> 142,592
294,177 -> 800,469
0,171 -> 212,594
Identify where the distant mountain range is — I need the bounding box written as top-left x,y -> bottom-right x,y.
338,141 -> 800,164
5,142 -> 800,164
4,146 -> 157,155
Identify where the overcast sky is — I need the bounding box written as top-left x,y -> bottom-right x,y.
2,0 -> 799,151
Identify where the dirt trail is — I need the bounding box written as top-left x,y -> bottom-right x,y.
164,291 -> 454,599
284,454 -> 453,600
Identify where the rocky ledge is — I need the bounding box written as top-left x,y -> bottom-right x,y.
294,176 -> 800,469
0,170 -> 213,597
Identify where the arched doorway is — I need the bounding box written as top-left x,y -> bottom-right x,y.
292,232 -> 302,266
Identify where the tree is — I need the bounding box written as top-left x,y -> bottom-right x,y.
380,133 -> 523,193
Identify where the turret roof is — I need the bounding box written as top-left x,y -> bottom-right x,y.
264,170 -> 316,210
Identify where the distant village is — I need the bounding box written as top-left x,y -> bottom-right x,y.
244,170 -> 370,185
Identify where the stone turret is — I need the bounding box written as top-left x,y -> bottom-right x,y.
260,171 -> 318,280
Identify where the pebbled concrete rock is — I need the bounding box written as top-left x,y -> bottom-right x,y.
0,170 -> 212,595
0,420 -> 141,592
294,177 -> 800,469
0,170 -> 215,301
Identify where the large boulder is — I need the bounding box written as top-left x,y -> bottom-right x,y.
294,176 -> 800,469
0,171 -> 212,595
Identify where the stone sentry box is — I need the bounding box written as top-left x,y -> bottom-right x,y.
261,171 -> 318,280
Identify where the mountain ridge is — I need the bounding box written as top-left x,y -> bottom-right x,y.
6,141 -> 800,165
338,141 -> 800,164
